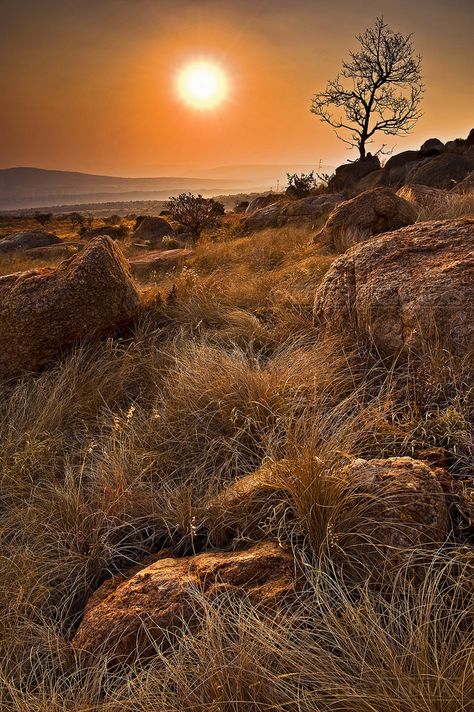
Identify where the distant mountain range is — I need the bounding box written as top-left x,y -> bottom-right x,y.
0,165 -> 333,210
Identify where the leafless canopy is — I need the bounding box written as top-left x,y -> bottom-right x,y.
311,18 -> 424,158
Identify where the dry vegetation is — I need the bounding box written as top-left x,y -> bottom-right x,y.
0,198 -> 473,710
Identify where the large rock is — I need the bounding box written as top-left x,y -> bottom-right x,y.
204,464 -> 285,546
328,155 -> 381,194
0,237 -> 140,378
245,194 -> 281,214
0,231 -> 61,254
314,187 -> 417,252
419,138 -> 445,157
383,150 -> 422,187
73,541 -> 296,663
132,216 -> 174,247
243,194 -> 342,231
396,184 -> 449,209
129,248 -> 192,278
81,225 -> 128,241
354,168 -> 385,192
451,170 -> 474,194
408,153 -> 474,190
313,219 -> 474,355
333,457 -> 449,581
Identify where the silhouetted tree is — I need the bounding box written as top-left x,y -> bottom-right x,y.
311,18 -> 423,159
166,193 -> 225,242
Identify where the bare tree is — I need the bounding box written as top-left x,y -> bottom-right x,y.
311,18 -> 423,159
166,193 -> 225,242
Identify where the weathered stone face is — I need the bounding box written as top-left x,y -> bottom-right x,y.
314,187 -> 417,252
313,219 -> 474,356
396,184 -> 449,209
73,541 -> 296,664
332,457 -> 450,582
328,155 -> 381,194
407,153 -> 474,190
242,194 -> 342,231
0,236 -> 140,378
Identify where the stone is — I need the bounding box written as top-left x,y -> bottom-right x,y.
314,187 -> 417,252
81,225 -> 128,240
0,237 -> 140,378
129,248 -> 192,278
132,216 -> 174,247
204,464 -> 286,546
354,168 -> 385,192
245,194 -> 281,214
327,155 -> 381,194
408,153 -> 474,190
383,150 -> 422,187
396,184 -> 449,209
0,231 -> 61,254
313,219 -> 474,355
451,170 -> 474,194
333,457 -> 449,581
22,242 -> 82,261
243,194 -> 342,231
419,138 -> 445,157
73,541 -> 296,663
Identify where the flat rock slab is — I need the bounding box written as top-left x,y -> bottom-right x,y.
129,248 -> 192,276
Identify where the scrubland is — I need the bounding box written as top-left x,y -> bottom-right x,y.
0,198 -> 473,711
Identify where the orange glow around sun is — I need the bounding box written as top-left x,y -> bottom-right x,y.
177,61 -> 228,109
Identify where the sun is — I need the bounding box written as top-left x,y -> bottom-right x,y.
177,61 -> 228,110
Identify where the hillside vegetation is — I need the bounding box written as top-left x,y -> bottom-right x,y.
0,180 -> 473,711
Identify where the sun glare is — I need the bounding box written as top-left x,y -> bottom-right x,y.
177,61 -> 228,109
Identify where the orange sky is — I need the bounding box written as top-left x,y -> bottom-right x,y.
1,0 -> 473,176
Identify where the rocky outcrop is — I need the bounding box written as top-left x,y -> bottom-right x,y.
245,194 -> 281,214
333,457 -> 449,581
313,219 -> 474,355
0,237 -> 140,378
407,152 -> 474,190
383,150 -> 421,187
0,231 -> 61,254
314,187 -> 417,252
419,138 -> 445,157
132,216 -> 174,247
243,194 -> 342,231
73,541 -> 296,663
396,184 -> 449,209
451,170 -> 474,194
328,155 -> 381,194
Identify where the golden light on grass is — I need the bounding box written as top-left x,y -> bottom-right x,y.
177,60 -> 228,109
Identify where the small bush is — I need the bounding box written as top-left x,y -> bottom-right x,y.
166,193 -> 225,242
286,172 -> 316,198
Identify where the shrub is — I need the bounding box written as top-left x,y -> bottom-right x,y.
286,172 -> 316,198
34,212 -> 52,227
165,193 -> 225,242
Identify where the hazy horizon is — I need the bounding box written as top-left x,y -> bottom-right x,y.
2,0 -> 473,176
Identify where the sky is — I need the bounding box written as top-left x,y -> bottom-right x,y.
1,0 -> 473,176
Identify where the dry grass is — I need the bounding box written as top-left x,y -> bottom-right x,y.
0,212 -> 473,709
416,191 -> 474,222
